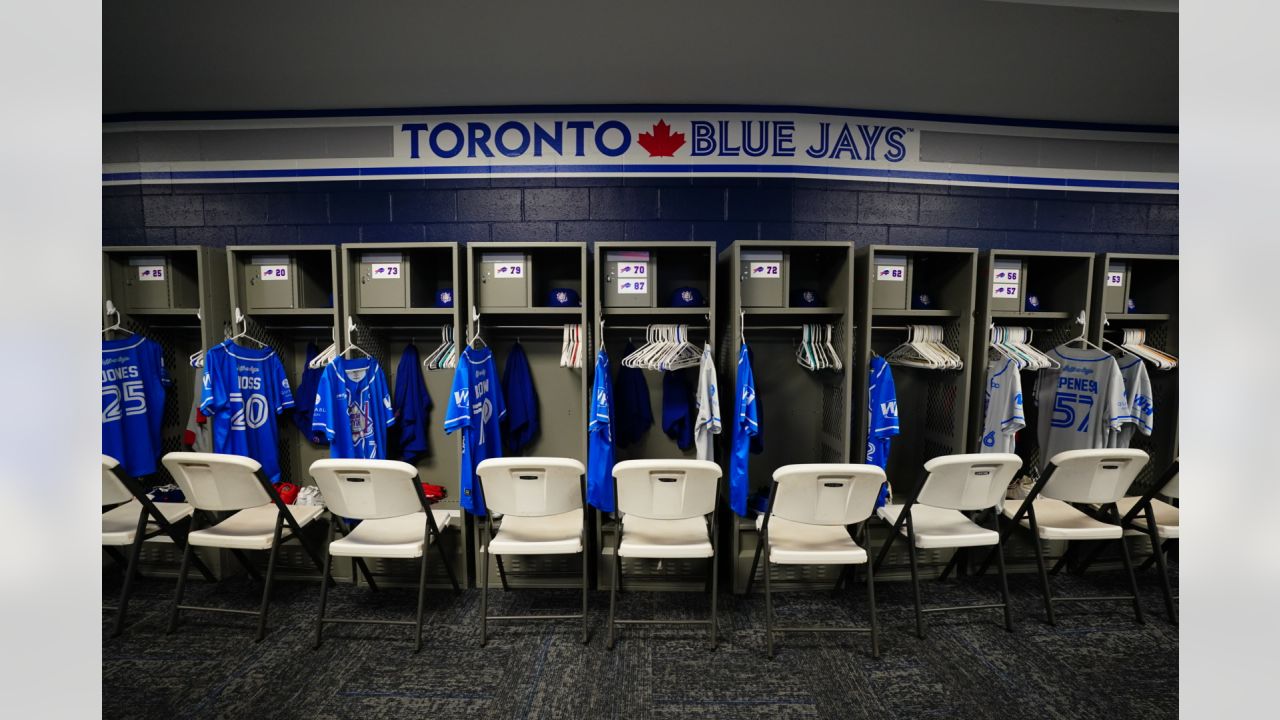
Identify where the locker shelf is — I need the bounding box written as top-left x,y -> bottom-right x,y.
600,306 -> 708,317
870,308 -> 959,318
743,306 -> 842,315
1105,312 -> 1171,321
990,310 -> 1072,319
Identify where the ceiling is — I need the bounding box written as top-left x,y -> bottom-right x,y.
103,0 -> 1177,127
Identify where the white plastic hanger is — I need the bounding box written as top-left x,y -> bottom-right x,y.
101,300 -> 134,338
228,307 -> 268,348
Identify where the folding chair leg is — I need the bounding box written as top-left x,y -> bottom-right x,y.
865,558 -> 880,659
104,546 -> 130,572
168,536 -> 195,634
111,511 -> 149,638
581,549 -> 590,645
938,550 -> 962,582
906,536 -> 925,639
1049,542 -> 1073,576
1116,535 -> 1145,625
436,533 -> 461,593
745,539 -> 763,595
314,537 -> 333,650
480,546 -> 490,647
231,549 -> 263,581
1144,516 -> 1177,624
256,516 -> 285,642
1137,553 -> 1158,573
354,558 -> 379,591
709,552 -> 718,651
764,551 -> 774,658
1029,533 -> 1056,625
607,536 -> 620,650
992,518 -> 1014,632
415,548 -> 430,653
495,554 -> 510,592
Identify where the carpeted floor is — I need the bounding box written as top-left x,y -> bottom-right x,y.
102,564 -> 1177,719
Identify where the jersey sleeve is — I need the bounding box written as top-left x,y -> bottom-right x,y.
870,361 -> 900,439
590,361 -> 611,428
1104,360 -> 1129,432
272,356 -> 295,413
310,366 -> 336,441
999,361 -> 1026,431
490,358 -> 507,421
1132,363 -> 1154,435
443,357 -> 471,434
199,353 -> 223,414
696,352 -> 722,434
378,366 -> 395,427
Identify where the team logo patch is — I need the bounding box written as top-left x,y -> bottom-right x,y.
681,290 -> 694,303
555,291 -> 569,303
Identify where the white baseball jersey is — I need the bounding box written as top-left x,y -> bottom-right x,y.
1108,357 -> 1154,448
694,344 -> 721,462
980,358 -> 1025,453
1035,345 -> 1129,470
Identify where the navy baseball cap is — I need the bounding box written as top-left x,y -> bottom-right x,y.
547,288 -> 581,307
1126,297 -> 1137,313
434,288 -> 455,308
911,293 -> 934,310
790,288 -> 821,307
1024,294 -> 1041,312
669,286 -> 706,307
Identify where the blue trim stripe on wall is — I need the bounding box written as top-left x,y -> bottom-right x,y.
102,164 -> 1178,191
102,102 -> 1178,135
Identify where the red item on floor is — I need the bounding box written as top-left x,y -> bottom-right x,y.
276,482 -> 300,504
421,483 -> 447,503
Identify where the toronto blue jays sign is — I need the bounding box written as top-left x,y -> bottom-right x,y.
102,106 -> 1177,192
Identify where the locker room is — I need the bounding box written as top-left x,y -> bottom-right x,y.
84,3 -> 1194,719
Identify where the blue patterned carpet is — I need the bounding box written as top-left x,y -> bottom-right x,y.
103,564 -> 1177,719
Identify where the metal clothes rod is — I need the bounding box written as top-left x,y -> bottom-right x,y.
870,325 -> 910,331
743,325 -> 806,331
608,324 -> 709,331
484,324 -> 580,330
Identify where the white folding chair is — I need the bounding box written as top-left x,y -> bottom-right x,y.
102,455 -> 212,637
1078,458 -> 1179,623
309,459 -> 460,652
758,464 -> 885,658
994,448 -> 1149,625
872,453 -> 1023,638
607,459 -> 722,650
476,457 -> 588,646
161,451 -> 327,641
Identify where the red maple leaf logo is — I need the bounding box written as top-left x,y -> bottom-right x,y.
637,119 -> 685,157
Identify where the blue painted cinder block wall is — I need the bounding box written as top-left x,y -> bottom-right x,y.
102,178 -> 1178,254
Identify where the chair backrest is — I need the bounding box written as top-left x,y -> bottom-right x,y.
476,457 -> 585,517
613,459 -> 721,520
919,453 -> 1022,511
161,451 -> 270,512
770,464 -> 885,526
309,459 -> 423,520
1042,449 -> 1148,504
101,455 -> 133,507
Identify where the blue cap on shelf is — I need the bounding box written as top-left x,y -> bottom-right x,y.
547,288 -> 581,307
434,288 -> 455,308
1025,294 -> 1041,312
791,288 -> 821,307
669,286 -> 706,307
1126,297 -> 1137,313
911,293 -> 934,310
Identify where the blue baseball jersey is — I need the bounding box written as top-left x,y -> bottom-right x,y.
444,347 -> 506,516
200,340 -> 294,483
312,356 -> 395,460
102,336 -> 171,477
866,356 -> 899,507
587,348 -> 616,513
662,370 -> 695,451
729,343 -> 760,517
